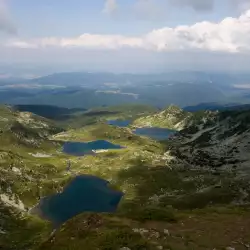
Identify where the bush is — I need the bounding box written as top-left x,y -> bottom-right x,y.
97,228 -> 149,250
135,206 -> 178,222
172,187 -> 237,209
119,203 -> 178,222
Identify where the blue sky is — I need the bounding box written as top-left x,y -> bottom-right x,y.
8,0 -> 242,37
1,0 -> 250,74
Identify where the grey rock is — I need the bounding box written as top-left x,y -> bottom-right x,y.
163,229 -> 170,236
225,247 -> 235,250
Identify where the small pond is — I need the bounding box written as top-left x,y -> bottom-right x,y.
133,127 -> 176,141
63,140 -> 123,156
107,119 -> 131,127
30,175 -> 123,227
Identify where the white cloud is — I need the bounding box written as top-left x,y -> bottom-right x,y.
7,34 -> 143,50
144,10 -> 250,53
0,0 -> 16,34
6,9 -> 250,53
6,41 -> 38,49
103,0 -> 118,15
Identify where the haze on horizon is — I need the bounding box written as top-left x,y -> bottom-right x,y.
1,0 -> 250,74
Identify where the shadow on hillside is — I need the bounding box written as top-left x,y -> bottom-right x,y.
13,105 -> 87,121
114,156 -> 243,221
84,111 -> 120,117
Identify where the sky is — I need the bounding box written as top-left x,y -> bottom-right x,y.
1,0 -> 250,74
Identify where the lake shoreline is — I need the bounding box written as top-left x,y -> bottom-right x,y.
30,174 -> 124,228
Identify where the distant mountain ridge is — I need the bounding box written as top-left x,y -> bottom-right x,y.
30,71 -> 250,87
3,71 -> 247,109
4,83 -> 226,109
184,102 -> 250,112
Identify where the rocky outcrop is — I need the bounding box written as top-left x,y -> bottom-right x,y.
133,105 -> 217,130
171,109 -> 250,173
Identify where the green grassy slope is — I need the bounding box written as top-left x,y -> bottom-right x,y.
0,106 -> 71,249
1,104 -> 250,250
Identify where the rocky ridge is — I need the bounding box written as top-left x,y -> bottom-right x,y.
133,105 -> 217,130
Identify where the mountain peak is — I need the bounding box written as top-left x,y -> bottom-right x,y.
164,104 -> 183,112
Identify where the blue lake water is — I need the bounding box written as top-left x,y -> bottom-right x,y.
133,127 -> 176,141
107,119 -> 176,141
107,119 -> 131,127
63,140 -> 123,156
31,175 -> 123,227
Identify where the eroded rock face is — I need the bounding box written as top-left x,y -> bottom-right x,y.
17,112 -> 49,128
0,194 -> 25,211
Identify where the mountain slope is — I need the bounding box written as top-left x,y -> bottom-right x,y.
1,104 -> 250,250
13,105 -> 87,120
173,109 -> 250,174
133,105 -> 217,130
37,106 -> 250,249
0,105 -> 63,150
134,104 -> 250,174
0,106 -> 70,249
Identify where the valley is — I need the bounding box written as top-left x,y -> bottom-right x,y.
1,103 -> 250,249
3,1 -> 250,249
2,71 -> 250,109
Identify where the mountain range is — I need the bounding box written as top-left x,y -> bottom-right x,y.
1,71 -> 250,109
1,103 -> 250,249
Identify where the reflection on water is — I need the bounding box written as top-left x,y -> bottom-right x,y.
31,175 -> 123,227
107,119 -> 176,141
107,120 -> 131,127
63,140 -> 123,156
133,127 -> 176,141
